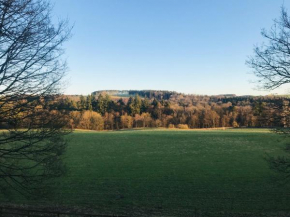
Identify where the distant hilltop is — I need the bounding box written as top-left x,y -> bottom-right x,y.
92,90 -> 129,96
91,90 -> 179,100
68,90 -> 289,101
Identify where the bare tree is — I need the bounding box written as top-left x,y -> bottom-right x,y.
247,6 -> 290,181
247,7 -> 290,90
0,0 -> 71,196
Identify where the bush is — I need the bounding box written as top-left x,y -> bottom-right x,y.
177,124 -> 189,129
120,114 -> 133,129
155,119 -> 162,128
168,124 -> 175,129
72,111 -> 104,130
232,121 -> 239,128
70,111 -> 82,129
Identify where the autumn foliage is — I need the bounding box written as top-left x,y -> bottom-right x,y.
59,92 -> 290,131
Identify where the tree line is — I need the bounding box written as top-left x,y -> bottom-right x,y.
56,93 -> 290,131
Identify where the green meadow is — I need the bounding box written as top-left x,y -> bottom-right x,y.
2,129 -> 290,216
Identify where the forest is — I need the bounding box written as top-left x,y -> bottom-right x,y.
54,90 -> 290,131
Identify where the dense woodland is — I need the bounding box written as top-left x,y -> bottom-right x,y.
55,91 -> 290,131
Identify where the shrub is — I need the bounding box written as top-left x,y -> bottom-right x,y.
77,111 -> 104,130
168,124 -> 175,129
155,119 -> 162,128
177,124 -> 189,129
121,114 -> 133,129
70,111 -> 82,129
232,121 -> 239,128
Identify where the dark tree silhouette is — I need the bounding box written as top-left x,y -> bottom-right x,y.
247,7 -> 290,90
247,6 -> 290,180
0,0 -> 71,196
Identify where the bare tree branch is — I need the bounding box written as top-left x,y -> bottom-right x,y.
247,7 -> 290,90
0,0 -> 72,196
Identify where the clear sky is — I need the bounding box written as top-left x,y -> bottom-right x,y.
53,0 -> 290,96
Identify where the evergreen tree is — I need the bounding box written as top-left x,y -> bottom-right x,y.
86,94 -> 93,111
96,94 -> 106,115
128,95 -> 142,115
141,97 -> 150,113
79,95 -> 87,111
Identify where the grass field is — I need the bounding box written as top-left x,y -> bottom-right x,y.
2,129 -> 290,216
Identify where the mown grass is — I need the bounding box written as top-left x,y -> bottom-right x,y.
2,129 -> 290,216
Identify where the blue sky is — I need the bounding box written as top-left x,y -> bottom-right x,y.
53,0 -> 290,96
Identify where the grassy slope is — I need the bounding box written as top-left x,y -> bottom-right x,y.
2,129 -> 290,215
